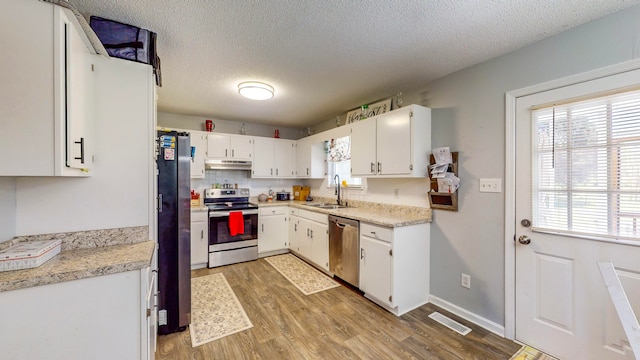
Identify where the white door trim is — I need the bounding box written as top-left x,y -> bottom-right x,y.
503,57 -> 640,340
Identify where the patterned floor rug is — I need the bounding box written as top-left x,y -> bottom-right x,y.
264,254 -> 340,295
190,273 -> 253,347
510,345 -> 558,360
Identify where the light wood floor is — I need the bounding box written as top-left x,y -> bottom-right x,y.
156,256 -> 521,359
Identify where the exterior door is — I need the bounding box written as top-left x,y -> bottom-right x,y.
515,70 -> 640,359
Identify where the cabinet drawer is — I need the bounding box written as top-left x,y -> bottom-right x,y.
297,209 -> 328,224
259,206 -> 287,216
361,223 -> 392,243
191,210 -> 208,222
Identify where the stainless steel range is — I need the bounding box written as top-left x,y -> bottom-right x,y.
204,188 -> 259,268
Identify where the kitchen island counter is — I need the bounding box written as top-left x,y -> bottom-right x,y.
0,227 -> 154,293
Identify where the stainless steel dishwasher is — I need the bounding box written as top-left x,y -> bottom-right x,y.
329,215 -> 360,287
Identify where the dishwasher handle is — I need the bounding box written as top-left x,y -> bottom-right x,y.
334,221 -> 347,229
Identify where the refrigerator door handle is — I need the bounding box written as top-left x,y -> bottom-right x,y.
158,193 -> 163,213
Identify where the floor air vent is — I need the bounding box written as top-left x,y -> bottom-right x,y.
428,311 -> 472,336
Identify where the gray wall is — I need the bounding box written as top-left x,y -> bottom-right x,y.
406,6 -> 640,326
0,177 -> 16,243
158,112 -> 304,140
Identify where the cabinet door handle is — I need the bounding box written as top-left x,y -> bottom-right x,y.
378,162 -> 381,174
261,224 -> 264,232
360,248 -> 365,260
276,168 -> 279,176
225,149 -> 228,157
74,137 -> 85,164
307,228 -> 310,237
232,149 -> 235,158
271,168 -> 273,175
294,223 -> 297,231
201,230 -> 204,240
310,229 -> 313,238
307,168 -> 309,175
371,162 -> 375,173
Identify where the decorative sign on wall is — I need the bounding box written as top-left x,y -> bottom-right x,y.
345,98 -> 393,124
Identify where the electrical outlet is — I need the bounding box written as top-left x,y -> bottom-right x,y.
479,178 -> 502,193
461,273 -> 471,289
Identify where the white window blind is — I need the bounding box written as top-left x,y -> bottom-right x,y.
532,89 -> 640,241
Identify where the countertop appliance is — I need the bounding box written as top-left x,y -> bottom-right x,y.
204,188 -> 259,267
328,215 -> 360,287
156,130 -> 191,334
276,191 -> 290,201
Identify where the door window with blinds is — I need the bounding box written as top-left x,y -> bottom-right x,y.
532,89 -> 640,241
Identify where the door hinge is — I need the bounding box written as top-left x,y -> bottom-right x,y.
389,249 -> 393,256
409,164 -> 413,170
146,308 -> 151,318
388,295 -> 393,302
409,111 -> 413,117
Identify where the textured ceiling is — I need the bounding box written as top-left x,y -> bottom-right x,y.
68,0 -> 639,128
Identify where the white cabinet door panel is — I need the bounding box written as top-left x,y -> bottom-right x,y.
360,236 -> 392,307
207,133 -> 230,159
377,109 -> 411,175
229,135 -> 253,160
252,137 -> 275,177
350,120 -> 377,176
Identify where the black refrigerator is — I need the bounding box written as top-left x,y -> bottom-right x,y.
156,130 -> 191,334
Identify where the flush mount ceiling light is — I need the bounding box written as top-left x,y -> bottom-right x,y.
238,81 -> 274,100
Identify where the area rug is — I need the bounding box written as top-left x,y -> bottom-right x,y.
190,273 -> 253,347
510,345 -> 558,360
264,254 -> 340,295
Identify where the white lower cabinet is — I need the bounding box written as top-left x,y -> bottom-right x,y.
258,206 -> 288,254
0,266 -> 155,360
288,208 -> 299,252
190,209 -> 209,269
290,209 -> 329,271
359,221 -> 430,316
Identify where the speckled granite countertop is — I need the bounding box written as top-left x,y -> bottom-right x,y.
0,227 -> 154,293
256,198 -> 432,227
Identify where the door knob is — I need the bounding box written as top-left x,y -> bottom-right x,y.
518,235 -> 531,245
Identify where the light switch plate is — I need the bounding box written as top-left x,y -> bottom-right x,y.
480,178 -> 501,193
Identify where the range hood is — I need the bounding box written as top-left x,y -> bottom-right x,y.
204,159 -> 252,171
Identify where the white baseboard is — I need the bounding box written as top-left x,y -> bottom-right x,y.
429,294 -> 505,337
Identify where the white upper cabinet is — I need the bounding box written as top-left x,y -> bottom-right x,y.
350,105 -> 431,178
190,131 -> 207,178
0,1 -> 96,176
275,139 -> 296,178
252,138 -> 296,178
252,137 -> 275,177
206,134 -> 253,160
296,138 -> 325,179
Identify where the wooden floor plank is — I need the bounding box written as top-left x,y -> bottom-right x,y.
156,257 -> 520,359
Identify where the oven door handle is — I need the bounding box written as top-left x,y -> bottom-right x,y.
209,209 -> 259,218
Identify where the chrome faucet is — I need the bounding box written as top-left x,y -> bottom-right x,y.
334,174 -> 341,205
